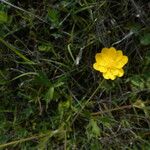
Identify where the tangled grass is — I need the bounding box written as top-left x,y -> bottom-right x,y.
0,0 -> 150,149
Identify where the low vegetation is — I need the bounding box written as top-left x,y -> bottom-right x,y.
0,0 -> 150,149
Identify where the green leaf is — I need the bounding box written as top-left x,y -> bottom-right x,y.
133,99 -> 145,109
145,74 -> 150,89
91,119 -> 101,137
133,99 -> 149,117
130,75 -> 145,90
54,81 -> 64,88
45,86 -> 55,104
0,70 -> 7,85
140,33 -> 150,46
38,43 -> 54,52
0,11 -> 8,24
58,99 -> 71,111
86,118 -> 101,139
34,72 -> 51,87
99,116 -> 112,128
47,8 -> 60,27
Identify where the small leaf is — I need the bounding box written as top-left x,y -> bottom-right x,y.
54,82 -> 64,88
58,100 -> 71,111
99,116 -> 112,128
145,74 -> 150,89
133,99 -> 145,109
38,43 -> 54,52
0,11 -> 8,24
47,8 -> 60,27
140,33 -> 150,46
22,106 -> 33,119
130,75 -> 145,90
91,119 -> 101,137
45,86 -> 55,104
133,99 -> 149,117
86,118 -> 101,139
34,72 -> 51,87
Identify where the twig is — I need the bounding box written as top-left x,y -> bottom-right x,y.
112,31 -> 134,46
92,101 -> 150,116
0,129 -> 60,148
92,104 -> 132,116
0,134 -> 45,149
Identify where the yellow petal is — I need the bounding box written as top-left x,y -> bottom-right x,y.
109,74 -> 116,80
107,70 -> 116,80
110,68 -> 119,76
101,47 -> 109,53
101,54 -> 112,66
101,47 -> 116,65
95,53 -> 109,66
93,63 -> 100,71
115,50 -> 123,62
93,63 -> 107,72
117,68 -> 124,77
99,66 -> 107,72
95,53 -> 102,62
102,47 -> 116,55
103,70 -> 116,80
108,47 -> 117,56
116,56 -> 128,68
103,72 -> 109,79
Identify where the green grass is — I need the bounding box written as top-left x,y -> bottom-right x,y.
0,0 -> 150,149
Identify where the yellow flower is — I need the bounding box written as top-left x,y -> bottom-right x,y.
93,47 -> 128,80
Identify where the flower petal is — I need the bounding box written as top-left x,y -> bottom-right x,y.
115,50 -> 123,62
101,53 -> 112,66
116,56 -> 128,68
110,68 -> 119,76
95,53 -> 109,66
101,47 -> 109,53
93,63 -> 100,71
108,47 -> 117,56
101,47 -> 117,65
110,74 -> 116,80
93,63 -> 107,72
102,47 -> 116,56
117,68 -> 124,77
103,72 -> 109,79
99,66 -> 107,72
95,53 -> 102,62
103,70 -> 116,80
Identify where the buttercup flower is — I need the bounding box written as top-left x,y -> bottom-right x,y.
93,47 -> 128,80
